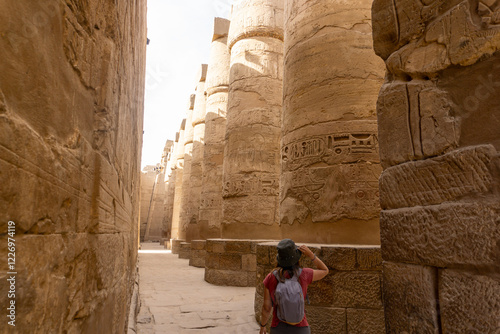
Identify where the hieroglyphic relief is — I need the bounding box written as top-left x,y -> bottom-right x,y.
223,174 -> 278,197
282,163 -> 382,223
282,132 -> 379,170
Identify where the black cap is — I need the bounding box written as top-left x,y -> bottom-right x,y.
276,239 -> 301,267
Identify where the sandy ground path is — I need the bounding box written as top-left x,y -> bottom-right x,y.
136,242 -> 260,334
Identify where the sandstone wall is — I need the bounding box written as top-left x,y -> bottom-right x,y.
0,0 -> 147,333
222,0 -> 285,239
185,65 -> 208,242
281,0 -> 385,244
205,239 -> 264,287
372,0 -> 500,332
198,18 -> 231,241
144,141 -> 173,241
140,166 -> 156,241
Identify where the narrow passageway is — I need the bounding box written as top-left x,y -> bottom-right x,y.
136,243 -> 260,333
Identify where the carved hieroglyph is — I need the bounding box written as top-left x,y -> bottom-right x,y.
221,0 -> 284,239
281,0 -> 385,244
372,0 -> 500,332
198,18 -> 231,239
0,1 -> 147,332
185,65 -> 208,241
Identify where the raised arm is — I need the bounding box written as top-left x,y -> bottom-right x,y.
298,245 -> 329,282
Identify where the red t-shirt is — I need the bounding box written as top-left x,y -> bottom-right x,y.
263,268 -> 314,327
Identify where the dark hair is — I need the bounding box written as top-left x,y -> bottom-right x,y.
274,260 -> 301,284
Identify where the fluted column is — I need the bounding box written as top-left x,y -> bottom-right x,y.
198,18 -> 231,240
221,0 -> 284,239
171,115 -> 188,240
177,95 -> 196,240
163,133 -> 180,242
185,65 -> 208,241
280,0 -> 385,244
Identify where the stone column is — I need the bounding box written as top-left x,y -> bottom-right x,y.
177,95 -> 196,241
280,0 -> 385,244
185,65 -> 208,241
162,133 -> 180,246
372,1 -> 500,332
140,165 -> 157,241
144,140 -> 173,241
222,0 -> 284,239
171,116 -> 188,241
198,18 -> 231,240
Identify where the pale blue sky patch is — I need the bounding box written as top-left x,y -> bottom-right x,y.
142,0 -> 231,168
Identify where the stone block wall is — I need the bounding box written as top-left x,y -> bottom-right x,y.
205,239 -> 266,287
171,239 -> 185,255
189,240 -> 207,268
0,1 -> 147,333
178,242 -> 192,259
255,243 -> 385,334
372,0 -> 500,332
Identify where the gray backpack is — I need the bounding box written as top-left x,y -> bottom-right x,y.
273,269 -> 305,325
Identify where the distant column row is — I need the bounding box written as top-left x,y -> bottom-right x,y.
144,0 -> 386,246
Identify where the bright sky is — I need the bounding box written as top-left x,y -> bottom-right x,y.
141,0 -> 232,169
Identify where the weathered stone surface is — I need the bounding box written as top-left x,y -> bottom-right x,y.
175,96 -> 195,240
198,19 -> 230,241
163,137 -> 179,244
331,272 -> 383,309
181,66 -> 208,242
171,239 -> 185,255
305,306 -> 347,334
144,141 -> 174,242
186,65 -> 208,242
189,240 -> 207,268
382,262 -> 440,334
190,240 -> 207,251
321,246 -> 357,271
0,1 -> 147,332
189,250 -> 207,268
205,269 -> 251,287
178,242 -> 192,260
205,239 -> 264,287
440,269 -> 500,334
373,0 -> 500,330
380,145 -> 497,210
140,166 -> 157,241
280,0 -> 385,244
381,203 -> 500,268
171,117 -> 188,240
228,0 -> 284,51
373,0 -> 500,72
356,247 -> 383,271
221,0 -> 284,240
347,308 -> 386,334
377,81 -> 461,168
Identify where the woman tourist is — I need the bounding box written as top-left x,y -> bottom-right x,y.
259,239 -> 329,334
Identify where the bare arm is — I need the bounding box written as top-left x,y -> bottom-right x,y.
259,288 -> 272,334
298,245 -> 329,282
